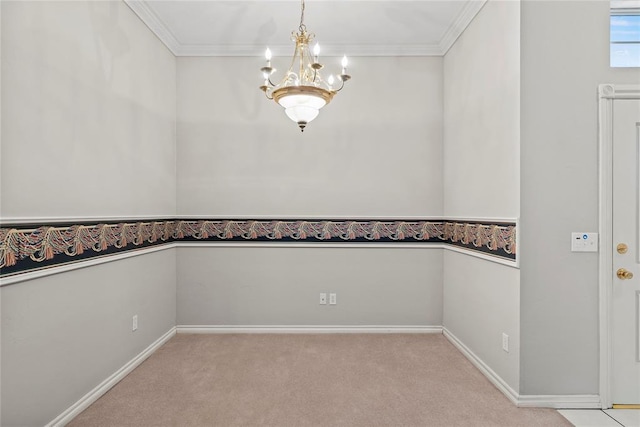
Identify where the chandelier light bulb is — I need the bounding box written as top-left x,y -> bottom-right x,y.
313,43 -> 320,62
341,55 -> 348,74
265,47 -> 272,67
328,75 -> 334,86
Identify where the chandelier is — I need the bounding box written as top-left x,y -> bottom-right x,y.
259,0 -> 351,132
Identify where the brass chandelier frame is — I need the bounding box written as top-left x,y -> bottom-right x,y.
259,0 -> 351,131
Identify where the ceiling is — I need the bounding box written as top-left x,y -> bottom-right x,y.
124,0 -> 487,57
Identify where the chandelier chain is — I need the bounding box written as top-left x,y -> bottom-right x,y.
298,0 -> 306,33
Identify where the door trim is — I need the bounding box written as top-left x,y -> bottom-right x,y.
598,84 -> 640,409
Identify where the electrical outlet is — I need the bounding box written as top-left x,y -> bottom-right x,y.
329,293 -> 337,305
132,315 -> 138,332
502,333 -> 509,353
319,293 -> 327,305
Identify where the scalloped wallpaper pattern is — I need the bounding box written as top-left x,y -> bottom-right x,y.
0,218 -> 516,277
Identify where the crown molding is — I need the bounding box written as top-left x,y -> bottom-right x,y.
125,0 -> 485,57
439,0 -> 487,55
125,0 -> 181,55
174,43 -> 443,57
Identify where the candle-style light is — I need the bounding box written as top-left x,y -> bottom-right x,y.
313,43 -> 320,63
265,47 -> 272,68
338,55 -> 351,85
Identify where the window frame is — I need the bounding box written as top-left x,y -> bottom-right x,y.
610,7 -> 640,68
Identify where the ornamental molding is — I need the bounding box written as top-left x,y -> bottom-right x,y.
1,218 -> 517,278
124,0 -> 483,57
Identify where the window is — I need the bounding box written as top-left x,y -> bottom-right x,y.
611,10 -> 640,67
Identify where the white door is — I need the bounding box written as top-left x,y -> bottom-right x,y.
612,98 -> 640,406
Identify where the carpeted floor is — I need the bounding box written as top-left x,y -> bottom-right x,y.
69,333 -> 572,426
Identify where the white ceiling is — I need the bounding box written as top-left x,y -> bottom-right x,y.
124,0 -> 487,56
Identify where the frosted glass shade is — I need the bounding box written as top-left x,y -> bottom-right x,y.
284,105 -> 319,124
277,94 -> 326,124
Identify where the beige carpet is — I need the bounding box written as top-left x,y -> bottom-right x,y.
69,334 -> 571,426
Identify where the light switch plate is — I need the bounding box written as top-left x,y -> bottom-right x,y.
571,232 -> 598,252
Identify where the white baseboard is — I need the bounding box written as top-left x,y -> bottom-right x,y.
177,325 -> 443,334
46,327 -> 177,427
517,394 -> 601,409
443,327 -> 520,405
443,327 -> 601,409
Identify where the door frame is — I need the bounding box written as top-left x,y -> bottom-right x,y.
598,83 -> 640,409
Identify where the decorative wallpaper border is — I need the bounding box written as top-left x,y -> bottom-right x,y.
0,218 -> 516,277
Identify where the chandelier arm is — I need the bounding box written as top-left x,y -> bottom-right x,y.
289,46 -> 301,85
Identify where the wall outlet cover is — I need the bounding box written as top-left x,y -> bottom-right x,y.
329,293 -> 337,305
502,333 -> 509,353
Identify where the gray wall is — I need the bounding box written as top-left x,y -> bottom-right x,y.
177,56 -> 443,217
1,251 -> 176,427
442,0 -> 521,392
1,1 -> 176,218
176,56 -> 445,327
443,0 -> 520,218
0,1 -> 177,424
519,0 -> 640,395
443,251 -> 520,389
178,247 -> 442,327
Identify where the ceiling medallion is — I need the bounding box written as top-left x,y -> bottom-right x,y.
259,0 -> 351,132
